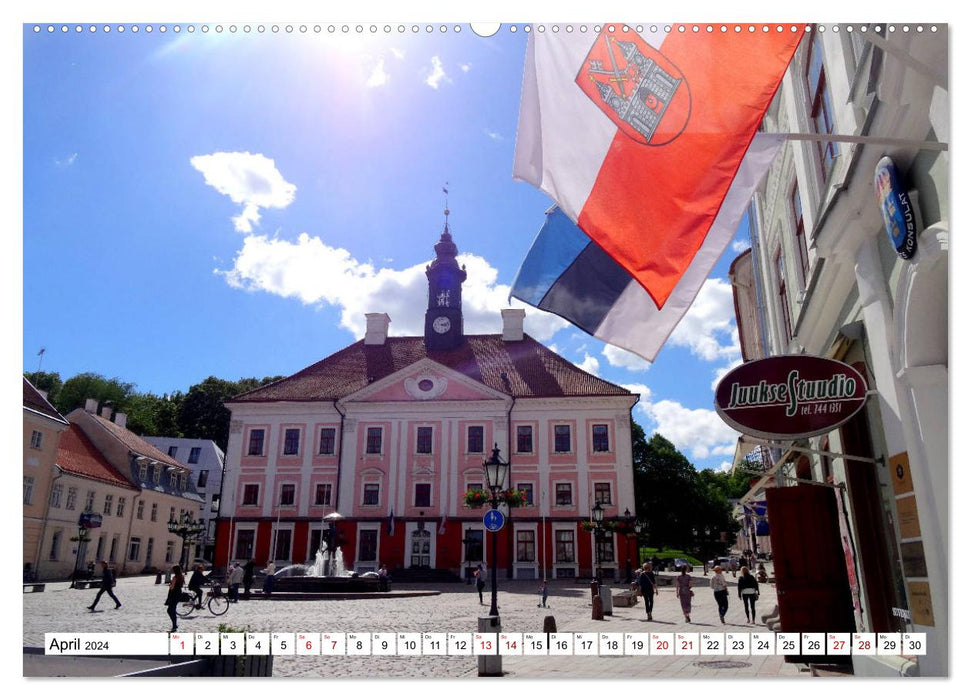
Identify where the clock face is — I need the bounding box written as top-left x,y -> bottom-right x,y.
432,316 -> 451,334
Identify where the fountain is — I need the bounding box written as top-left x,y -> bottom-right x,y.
272,542 -> 382,594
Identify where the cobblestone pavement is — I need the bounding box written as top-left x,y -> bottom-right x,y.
23,568 -> 807,679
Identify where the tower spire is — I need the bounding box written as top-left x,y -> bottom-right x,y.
442,182 -> 450,232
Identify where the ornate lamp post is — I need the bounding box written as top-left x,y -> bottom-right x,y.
168,512 -> 205,568
482,444 -> 509,618
591,501 -> 605,586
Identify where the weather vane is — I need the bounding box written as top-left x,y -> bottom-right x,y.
443,182 -> 450,226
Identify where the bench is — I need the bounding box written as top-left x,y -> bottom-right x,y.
72,579 -> 101,589
23,583 -> 46,593
612,590 -> 639,607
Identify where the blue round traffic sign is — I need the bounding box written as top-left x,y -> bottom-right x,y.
483,509 -> 505,532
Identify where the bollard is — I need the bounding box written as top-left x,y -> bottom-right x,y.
155,572 -> 162,585
590,580 -> 599,601
477,615 -> 503,677
600,585 -> 614,616
543,615 -> 557,634
592,594 -> 604,620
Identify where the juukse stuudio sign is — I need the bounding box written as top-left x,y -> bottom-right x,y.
714,356 -> 869,440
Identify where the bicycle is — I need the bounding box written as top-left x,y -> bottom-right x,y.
176,582 -> 229,618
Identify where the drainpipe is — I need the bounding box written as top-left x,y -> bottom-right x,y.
505,393 -> 516,579
35,465 -> 64,580
332,400 -> 346,514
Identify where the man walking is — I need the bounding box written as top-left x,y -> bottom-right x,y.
637,561 -> 658,621
87,560 -> 121,611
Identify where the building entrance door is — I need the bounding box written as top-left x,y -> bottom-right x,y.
410,526 -> 431,568
766,483 -> 855,664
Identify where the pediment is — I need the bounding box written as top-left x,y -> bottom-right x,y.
342,357 -> 510,405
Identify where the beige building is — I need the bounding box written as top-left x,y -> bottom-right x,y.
66,404 -> 206,576
23,378 -> 69,579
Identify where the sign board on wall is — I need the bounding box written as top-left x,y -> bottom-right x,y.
875,156 -> 918,260
714,356 -> 869,440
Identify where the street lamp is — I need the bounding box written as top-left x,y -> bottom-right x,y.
482,444 -> 509,618
167,512 -> 205,568
591,500 -> 605,585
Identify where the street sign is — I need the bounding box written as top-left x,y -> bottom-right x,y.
483,509 -> 505,532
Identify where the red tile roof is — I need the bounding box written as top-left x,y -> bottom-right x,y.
23,377 -> 67,424
86,413 -> 189,472
230,334 -> 634,403
57,424 -> 138,490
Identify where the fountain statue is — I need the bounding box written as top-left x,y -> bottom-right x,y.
272,542 -> 381,593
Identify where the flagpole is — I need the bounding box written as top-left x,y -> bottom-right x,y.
774,132 -> 947,151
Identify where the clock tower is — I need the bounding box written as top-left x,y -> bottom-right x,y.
424,213 -> 467,352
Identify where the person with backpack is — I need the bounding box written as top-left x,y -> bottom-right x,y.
87,560 -> 121,611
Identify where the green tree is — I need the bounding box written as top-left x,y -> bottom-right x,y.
55,372 -> 135,416
24,371 -> 63,406
177,376 -> 283,451
632,430 -> 700,551
124,391 -> 184,437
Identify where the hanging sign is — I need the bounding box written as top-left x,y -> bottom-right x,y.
875,156 -> 918,260
714,355 -> 868,440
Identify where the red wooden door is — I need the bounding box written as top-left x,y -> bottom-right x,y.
766,484 -> 855,663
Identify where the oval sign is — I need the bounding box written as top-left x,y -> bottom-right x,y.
874,156 -> 917,260
714,355 -> 868,440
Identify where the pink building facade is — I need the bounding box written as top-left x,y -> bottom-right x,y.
217,228 -> 638,581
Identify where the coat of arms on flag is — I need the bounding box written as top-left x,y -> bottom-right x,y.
576,28 -> 690,146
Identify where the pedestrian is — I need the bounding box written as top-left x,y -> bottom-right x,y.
474,565 -> 485,605
730,557 -> 739,578
187,564 -> 209,609
537,579 -> 549,608
637,561 -> 659,621
738,566 -> 760,623
756,562 -> 768,584
710,565 -> 730,624
243,559 -> 255,598
675,564 -> 693,623
378,564 -> 389,592
227,562 -> 244,603
165,565 -> 185,632
87,560 -> 121,611
262,561 -> 276,597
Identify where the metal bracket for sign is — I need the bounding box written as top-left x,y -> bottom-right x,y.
735,467 -> 847,491
774,442 -> 884,466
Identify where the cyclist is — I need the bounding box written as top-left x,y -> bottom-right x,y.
187,564 -> 210,609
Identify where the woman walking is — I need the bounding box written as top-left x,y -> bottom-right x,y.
710,565 -> 730,623
165,565 -> 185,633
675,565 -> 693,623
738,566 -> 761,623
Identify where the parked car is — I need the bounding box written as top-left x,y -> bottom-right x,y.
708,556 -> 738,570
673,558 -> 693,572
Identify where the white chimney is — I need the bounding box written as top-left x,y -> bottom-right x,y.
364,313 -> 391,345
114,412 -> 127,429
100,406 -> 112,419
501,308 -> 526,342
85,398 -> 98,413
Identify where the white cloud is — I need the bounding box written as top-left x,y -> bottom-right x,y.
484,129 -> 503,142
576,353 -> 600,374
460,63 -> 471,73
603,344 -> 652,372
217,233 -> 568,341
621,383 -> 652,406
390,48 -> 405,60
731,239 -> 750,254
639,398 -> 739,462
190,152 -> 296,233
366,58 -> 390,87
711,357 -> 743,392
668,278 -> 741,362
425,56 -> 449,89
55,152 -> 78,168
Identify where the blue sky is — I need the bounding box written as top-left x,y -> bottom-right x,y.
21,22 -> 795,472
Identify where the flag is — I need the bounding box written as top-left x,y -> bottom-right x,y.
387,509 -> 395,536
438,515 -> 447,536
513,25 -> 800,310
511,134 -> 784,362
